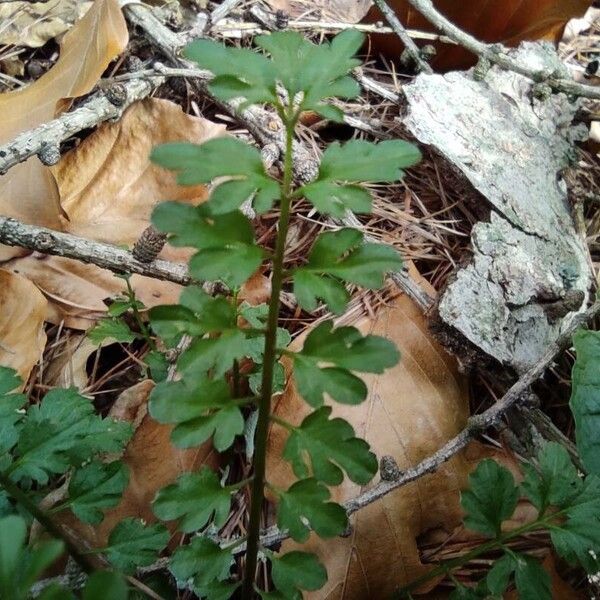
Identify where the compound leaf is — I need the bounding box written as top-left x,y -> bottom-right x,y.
104,518 -> 169,574
283,406 -> 377,486
153,468 -> 232,533
87,318 -> 136,346
67,461 -> 129,524
270,551 -> 327,598
461,459 -> 519,538
277,478 -> 347,542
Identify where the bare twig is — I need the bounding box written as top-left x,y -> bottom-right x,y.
372,0 -> 433,74
408,0 -> 600,100
0,77 -> 161,175
210,0 -> 244,26
0,217 -> 191,286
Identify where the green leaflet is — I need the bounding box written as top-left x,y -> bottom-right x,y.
87,318 -> 136,346
521,442 -> 581,513
461,459 -> 519,538
66,461 -> 129,524
513,554 -> 551,600
153,468 -> 233,533
291,319 -> 399,407
170,536 -> 233,589
150,377 -> 243,451
104,518 -> 169,574
299,139 -> 421,217
150,286 -> 236,343
293,228 -> 402,314
270,551 -> 327,599
277,478 -> 347,542
0,515 -> 64,600
486,553 -> 514,596
151,202 -> 263,287
283,406 -> 377,486
0,367 -> 26,454
570,329 -> 600,474
151,138 -> 278,214
82,572 -> 129,600
10,388 -> 131,485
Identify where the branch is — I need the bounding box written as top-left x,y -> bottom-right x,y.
372,0 -> 433,74
0,216 -> 191,285
0,77 -> 162,175
407,0 -> 600,100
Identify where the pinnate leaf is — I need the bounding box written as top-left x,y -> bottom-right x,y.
570,329 -> 600,474
283,406 -> 377,486
67,461 -> 129,524
104,518 -> 169,574
293,228 -> 402,314
270,551 -> 327,598
170,536 -> 233,588
153,468 -> 233,533
277,478 -> 347,542
461,459 -> 519,538
151,138 -> 278,214
87,318 -> 136,346
152,202 -> 262,287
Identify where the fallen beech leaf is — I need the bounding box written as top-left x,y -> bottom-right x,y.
58,379 -> 219,547
239,271 -> 272,306
0,0 -> 128,260
267,0 -> 591,70
267,293 -> 476,597
5,99 -> 226,328
0,1 -> 92,48
0,269 -> 47,381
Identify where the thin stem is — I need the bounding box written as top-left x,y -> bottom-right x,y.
241,109 -> 298,599
0,470 -> 95,574
125,276 -> 155,350
232,289 -> 242,397
269,414 -> 295,431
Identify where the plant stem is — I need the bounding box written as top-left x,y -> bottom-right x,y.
241,111 -> 297,599
0,470 -> 94,574
125,276 -> 155,350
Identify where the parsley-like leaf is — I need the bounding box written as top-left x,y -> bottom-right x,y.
293,228 -> 402,314
104,518 -> 169,574
486,553 -> 514,596
66,461 -> 129,524
152,202 -> 263,287
513,553 -> 551,600
277,478 -> 347,542
87,318 -> 136,346
283,406 -> 377,486
151,138 -> 278,214
170,536 -> 233,588
461,459 -> 519,538
270,551 -> 327,598
291,319 -> 399,407
153,468 -> 233,533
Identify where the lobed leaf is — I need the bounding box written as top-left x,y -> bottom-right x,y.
152,202 -> 263,287
283,406 -> 377,486
270,551 -> 327,598
513,554 -> 551,600
0,367 -> 26,455
461,459 -> 519,538
67,461 -> 129,524
293,228 -> 402,314
87,318 -> 136,346
104,518 -> 169,574
277,478 -> 348,542
153,468 -> 233,533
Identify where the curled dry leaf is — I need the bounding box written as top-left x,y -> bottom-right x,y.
0,0 -> 128,261
4,99 -> 226,328
0,0 -> 92,48
58,379 -> 219,547
0,269 -> 47,382
267,0 -> 591,70
267,293 -> 479,597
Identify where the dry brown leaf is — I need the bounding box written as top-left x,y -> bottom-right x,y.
0,1 -> 92,48
0,0 -> 128,260
267,293 -> 477,598
0,269 -> 47,381
4,99 -> 226,328
268,0 -> 591,70
58,379 -> 219,547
